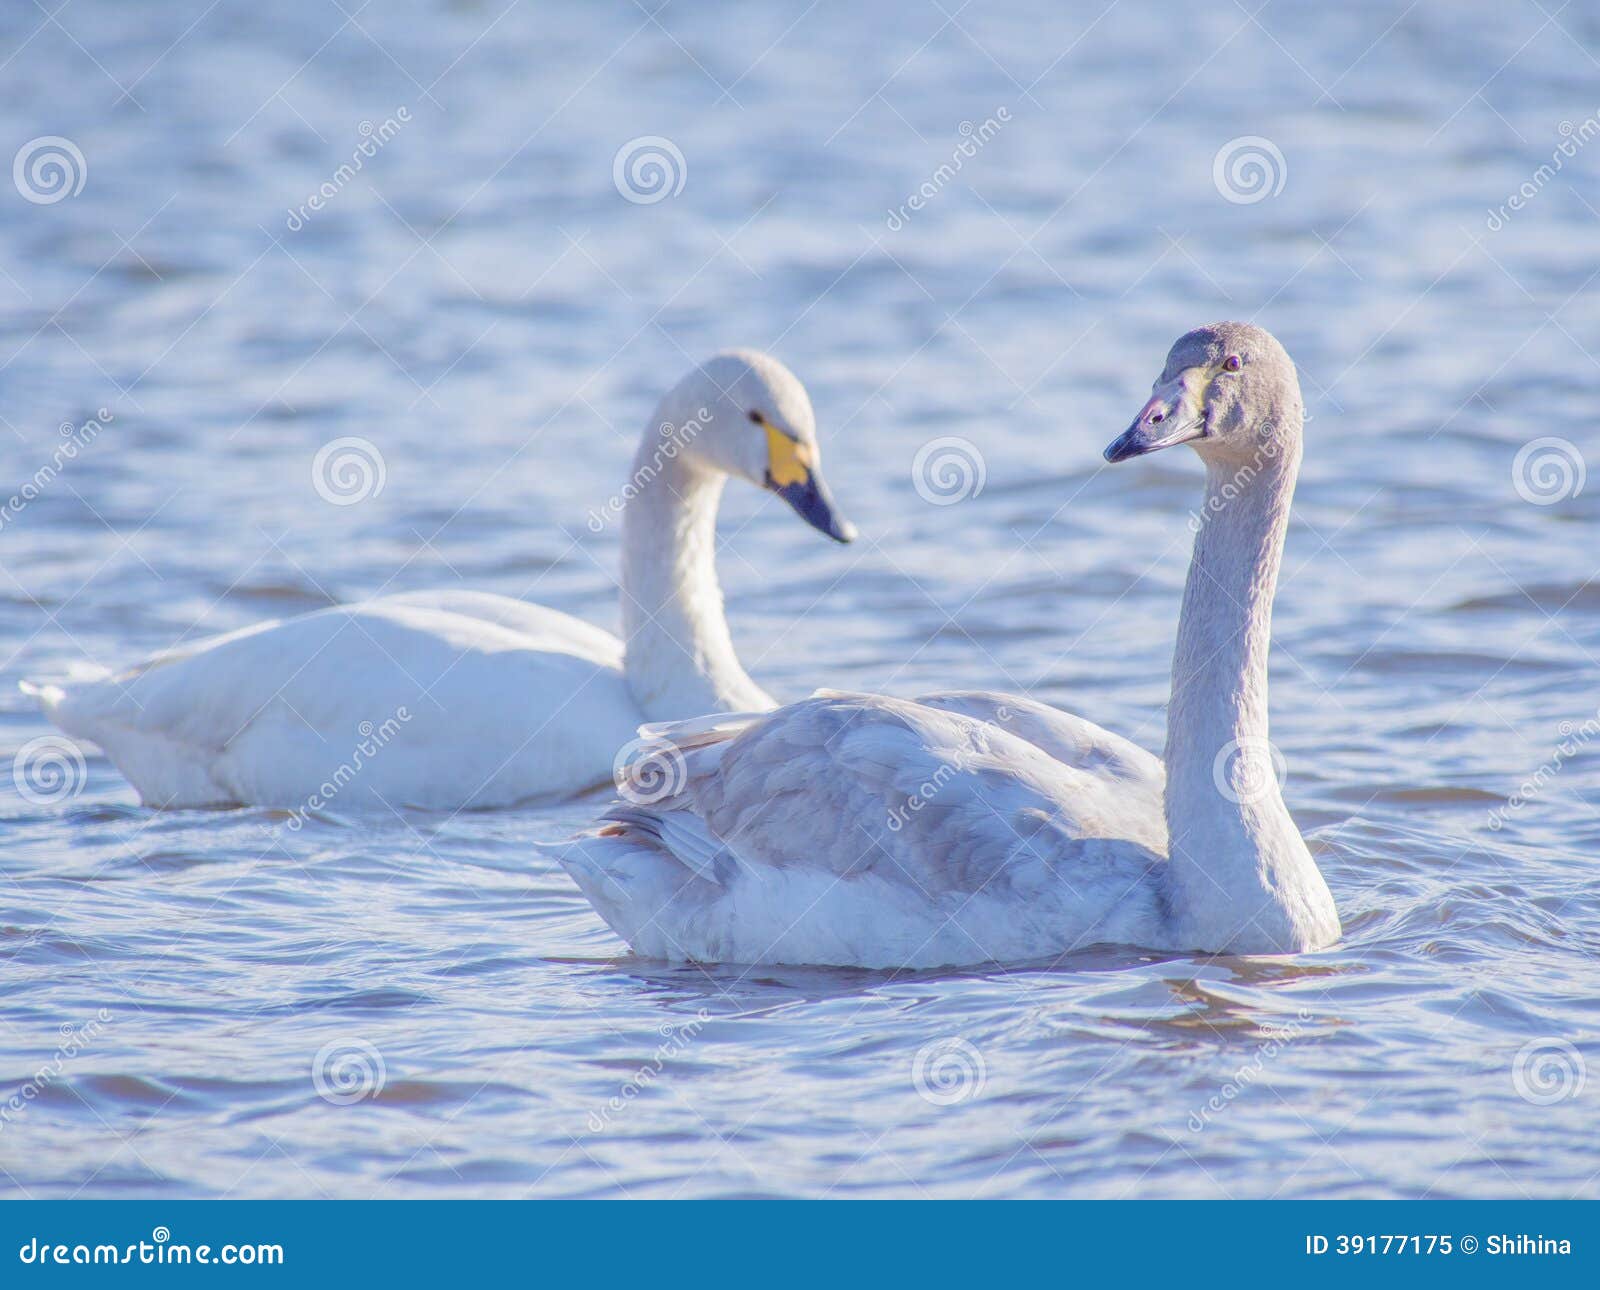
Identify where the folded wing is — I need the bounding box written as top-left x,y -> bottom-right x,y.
549,691 -> 1168,967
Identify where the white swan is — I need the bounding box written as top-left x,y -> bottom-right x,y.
542,323 -> 1340,966
23,350 -> 855,811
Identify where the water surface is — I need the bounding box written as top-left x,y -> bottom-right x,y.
2,0 -> 1597,1197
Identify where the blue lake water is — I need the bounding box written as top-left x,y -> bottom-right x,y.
2,0 -> 1597,1197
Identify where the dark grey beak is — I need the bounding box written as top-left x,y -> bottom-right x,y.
768,469 -> 857,543
1103,416 -> 1205,463
1104,423 -> 1155,463
1105,381 -> 1206,463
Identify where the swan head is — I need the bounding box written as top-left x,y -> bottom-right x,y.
660,349 -> 856,543
1103,322 -> 1301,466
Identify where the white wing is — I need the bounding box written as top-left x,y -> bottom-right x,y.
545,691 -> 1168,968
378,589 -> 623,660
27,593 -> 640,810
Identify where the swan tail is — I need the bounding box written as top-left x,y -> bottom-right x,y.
19,677 -> 97,742
18,677 -> 65,708
598,804 -> 745,885
538,828 -> 708,958
547,709 -> 773,956
19,676 -> 231,808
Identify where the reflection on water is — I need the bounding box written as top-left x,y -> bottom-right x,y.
2,0 -> 1598,1197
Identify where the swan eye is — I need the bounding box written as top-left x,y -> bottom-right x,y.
747,410 -> 763,425
1222,355 -> 1242,372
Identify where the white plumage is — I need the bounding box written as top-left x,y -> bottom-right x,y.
25,593 -> 640,809
23,352 -> 855,811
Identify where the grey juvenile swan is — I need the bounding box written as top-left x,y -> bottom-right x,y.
540,323 -> 1340,967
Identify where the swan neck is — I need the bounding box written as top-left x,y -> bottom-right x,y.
620,430 -> 771,720
1165,440 -> 1298,771
1158,414 -> 1336,953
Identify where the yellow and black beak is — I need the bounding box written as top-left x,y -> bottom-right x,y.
761,420 -> 856,544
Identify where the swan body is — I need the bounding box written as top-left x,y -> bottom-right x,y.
544,324 -> 1341,965
558,690 -> 1170,967
26,593 -> 640,809
25,352 -> 855,811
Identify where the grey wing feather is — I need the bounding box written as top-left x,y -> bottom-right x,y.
660,692 -> 1151,896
